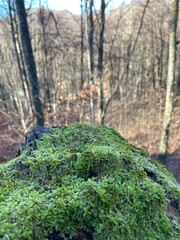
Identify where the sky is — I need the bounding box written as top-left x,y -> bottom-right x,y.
0,0 -> 131,19
30,0 -> 131,14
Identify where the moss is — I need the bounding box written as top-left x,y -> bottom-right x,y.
0,123 -> 179,240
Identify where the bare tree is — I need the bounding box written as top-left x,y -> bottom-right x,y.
80,0 -> 84,90
102,0 -> 150,121
84,0 -> 95,124
15,0 -> 44,126
97,0 -> 106,125
158,0 -> 179,164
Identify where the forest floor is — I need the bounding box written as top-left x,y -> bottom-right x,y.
0,101 -> 180,183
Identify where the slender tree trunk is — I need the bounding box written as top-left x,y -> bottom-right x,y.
97,0 -> 105,125
80,0 -> 84,90
8,0 -> 25,95
8,0 -> 34,132
14,12 -> 31,107
15,0 -> 44,126
158,0 -> 179,164
84,0 -> 94,124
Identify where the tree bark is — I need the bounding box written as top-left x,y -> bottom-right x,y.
15,0 -> 44,126
80,0 -> 84,90
158,0 -> 179,164
84,0 -> 95,124
97,0 -> 105,125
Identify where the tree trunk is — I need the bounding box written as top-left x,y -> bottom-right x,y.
15,0 -> 44,126
80,0 -> 84,90
158,0 -> 179,164
97,0 -> 105,125
84,0 -> 95,124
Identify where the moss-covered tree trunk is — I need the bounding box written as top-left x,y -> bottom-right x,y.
158,0 -> 179,164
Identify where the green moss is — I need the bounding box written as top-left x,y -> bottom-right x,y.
0,123 -> 179,240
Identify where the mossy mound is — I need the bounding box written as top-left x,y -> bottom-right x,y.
0,123 -> 179,240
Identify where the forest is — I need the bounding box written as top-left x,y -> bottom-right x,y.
0,0 -> 179,183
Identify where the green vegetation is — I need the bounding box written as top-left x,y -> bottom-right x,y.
0,123 -> 179,240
